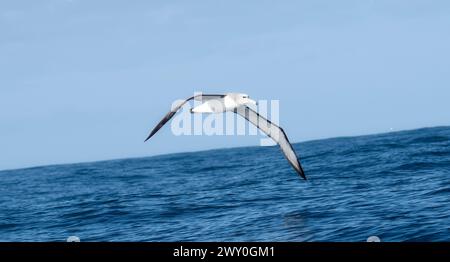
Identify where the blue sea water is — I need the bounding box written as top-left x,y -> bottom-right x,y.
1,126 -> 449,242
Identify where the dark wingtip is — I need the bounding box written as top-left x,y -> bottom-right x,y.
299,171 -> 307,180
144,132 -> 154,142
297,165 -> 307,180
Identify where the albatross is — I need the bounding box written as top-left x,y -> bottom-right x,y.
145,93 -> 306,180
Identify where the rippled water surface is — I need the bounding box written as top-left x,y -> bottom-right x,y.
1,127 -> 449,241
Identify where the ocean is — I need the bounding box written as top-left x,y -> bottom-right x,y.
0,126 -> 449,242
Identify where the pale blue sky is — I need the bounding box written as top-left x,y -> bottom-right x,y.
1,0 -> 449,170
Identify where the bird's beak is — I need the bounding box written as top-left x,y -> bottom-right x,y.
247,98 -> 257,106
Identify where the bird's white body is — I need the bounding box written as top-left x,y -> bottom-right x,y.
191,93 -> 256,113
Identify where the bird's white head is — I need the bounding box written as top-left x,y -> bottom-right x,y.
236,93 -> 257,106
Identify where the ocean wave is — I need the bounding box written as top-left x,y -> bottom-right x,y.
1,126 -> 449,241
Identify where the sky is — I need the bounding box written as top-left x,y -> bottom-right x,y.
1,0 -> 449,170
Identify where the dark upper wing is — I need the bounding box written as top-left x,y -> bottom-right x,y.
234,105 -> 306,180
144,94 -> 225,142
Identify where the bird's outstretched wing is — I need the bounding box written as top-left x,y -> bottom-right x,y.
234,106 -> 306,180
145,94 -> 225,142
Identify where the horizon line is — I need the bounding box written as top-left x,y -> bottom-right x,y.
1,124 -> 448,173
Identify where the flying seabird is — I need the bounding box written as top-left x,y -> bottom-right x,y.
145,93 -> 306,180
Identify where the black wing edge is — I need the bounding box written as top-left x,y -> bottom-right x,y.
144,94 -> 225,142
280,127 -> 307,180
144,110 -> 177,142
234,106 -> 307,180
